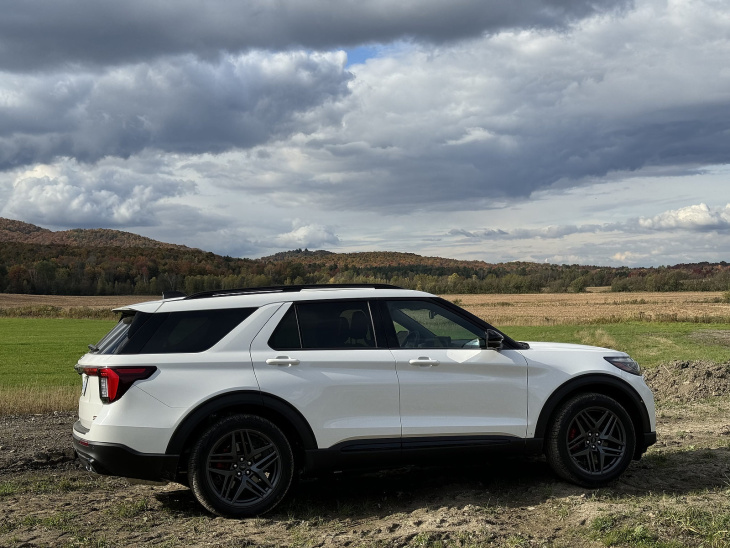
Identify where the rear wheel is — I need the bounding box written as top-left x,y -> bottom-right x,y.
188,414 -> 294,517
546,393 -> 635,487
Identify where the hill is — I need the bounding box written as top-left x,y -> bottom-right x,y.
0,218 -> 190,250
1,217 -> 730,296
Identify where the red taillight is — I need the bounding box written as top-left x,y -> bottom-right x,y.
84,367 -> 156,403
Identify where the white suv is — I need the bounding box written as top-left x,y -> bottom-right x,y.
72,285 -> 656,517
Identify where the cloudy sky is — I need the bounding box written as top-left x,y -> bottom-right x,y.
1,0 -> 729,267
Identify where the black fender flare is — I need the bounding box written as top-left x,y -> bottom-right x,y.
165,391 -> 318,455
533,374 -> 653,443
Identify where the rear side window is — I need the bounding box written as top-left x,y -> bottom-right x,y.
268,301 -> 376,350
96,308 -> 255,355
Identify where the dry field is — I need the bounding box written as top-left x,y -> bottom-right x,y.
0,294 -> 156,314
442,291 -> 730,326
2,291 -> 730,325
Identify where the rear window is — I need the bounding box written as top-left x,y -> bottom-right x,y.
94,308 -> 256,355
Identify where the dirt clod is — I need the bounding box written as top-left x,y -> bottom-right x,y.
644,360 -> 730,402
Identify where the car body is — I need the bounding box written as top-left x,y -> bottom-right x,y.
72,284 -> 656,517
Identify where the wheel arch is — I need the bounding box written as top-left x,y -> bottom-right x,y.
166,391 -> 318,468
534,374 -> 652,459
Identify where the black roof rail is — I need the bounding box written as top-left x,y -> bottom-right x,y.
184,283 -> 404,300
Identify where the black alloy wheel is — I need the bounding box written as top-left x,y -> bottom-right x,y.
546,393 -> 636,487
189,414 -> 294,517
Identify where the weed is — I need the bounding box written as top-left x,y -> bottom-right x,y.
0,518 -> 16,534
109,498 -> 150,518
660,506 -> 730,546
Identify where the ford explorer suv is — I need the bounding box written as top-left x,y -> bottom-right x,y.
72,284 -> 656,517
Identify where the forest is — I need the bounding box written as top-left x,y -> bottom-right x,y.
2,242 -> 730,296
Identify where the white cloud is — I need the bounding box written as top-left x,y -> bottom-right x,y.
0,159 -> 196,227
639,203 -> 730,231
271,221 -> 340,249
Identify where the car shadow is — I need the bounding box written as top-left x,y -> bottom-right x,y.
153,446 -> 730,519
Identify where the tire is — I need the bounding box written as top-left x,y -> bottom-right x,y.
188,414 -> 294,517
545,393 -> 635,488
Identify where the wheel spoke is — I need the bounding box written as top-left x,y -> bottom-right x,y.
249,443 -> 275,461
574,412 -> 593,434
599,414 -> 617,437
568,434 -> 588,452
600,446 -> 624,457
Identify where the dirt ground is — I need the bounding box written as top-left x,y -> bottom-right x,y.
1,362 -> 730,547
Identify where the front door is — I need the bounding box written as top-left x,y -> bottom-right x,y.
382,299 -> 528,440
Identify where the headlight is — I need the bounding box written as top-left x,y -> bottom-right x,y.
604,356 -> 641,376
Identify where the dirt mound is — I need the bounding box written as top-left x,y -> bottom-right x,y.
644,360 -> 730,403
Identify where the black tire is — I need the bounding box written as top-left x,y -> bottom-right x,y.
188,414 -> 294,517
545,393 -> 635,487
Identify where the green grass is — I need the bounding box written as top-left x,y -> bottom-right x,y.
0,318 -> 115,388
506,322 -> 730,368
1,319 -> 728,394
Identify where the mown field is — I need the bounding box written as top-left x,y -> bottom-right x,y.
1,292 -> 729,547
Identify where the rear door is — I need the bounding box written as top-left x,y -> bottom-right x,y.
250,300 -> 400,449
381,299 -> 528,440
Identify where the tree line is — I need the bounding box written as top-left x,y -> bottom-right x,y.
1,242 -> 729,296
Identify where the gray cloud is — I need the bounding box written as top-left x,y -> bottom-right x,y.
446,203 -> 730,246
0,0 -> 630,71
0,52 -> 351,169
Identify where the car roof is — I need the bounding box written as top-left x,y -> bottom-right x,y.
114,285 -> 436,314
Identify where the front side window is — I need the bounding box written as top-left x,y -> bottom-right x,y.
386,300 -> 483,349
268,301 -> 376,350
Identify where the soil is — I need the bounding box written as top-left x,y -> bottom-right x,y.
644,360 -> 730,403
2,362 -> 730,547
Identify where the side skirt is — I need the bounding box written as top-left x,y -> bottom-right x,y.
304,436 -> 544,474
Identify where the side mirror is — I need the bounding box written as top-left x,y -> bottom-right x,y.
479,329 -> 504,350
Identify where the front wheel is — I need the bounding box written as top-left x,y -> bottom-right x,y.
545,393 -> 635,487
188,414 -> 294,517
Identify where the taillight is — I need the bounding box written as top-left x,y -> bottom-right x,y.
83,367 -> 156,403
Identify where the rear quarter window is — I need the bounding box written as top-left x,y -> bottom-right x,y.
101,308 -> 256,354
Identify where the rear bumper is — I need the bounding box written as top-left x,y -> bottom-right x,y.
73,421 -> 179,481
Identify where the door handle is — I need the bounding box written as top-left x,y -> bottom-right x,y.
409,357 -> 440,367
266,356 -> 300,366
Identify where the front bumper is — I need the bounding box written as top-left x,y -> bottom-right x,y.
73,421 -> 179,481
638,431 -> 657,457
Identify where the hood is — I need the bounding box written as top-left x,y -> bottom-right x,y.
522,341 -> 626,355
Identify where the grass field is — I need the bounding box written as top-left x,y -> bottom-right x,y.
0,318 -> 114,414
1,292 -> 729,414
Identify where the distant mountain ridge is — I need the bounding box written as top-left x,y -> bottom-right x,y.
2,217 -> 729,296
0,218 -> 191,250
